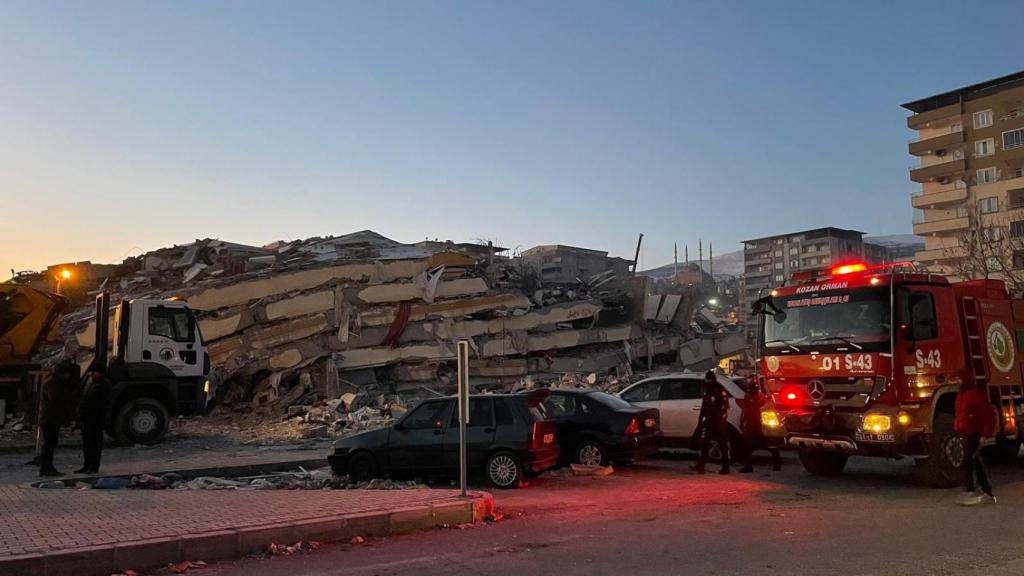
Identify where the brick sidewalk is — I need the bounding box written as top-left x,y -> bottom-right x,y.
0,485 -> 492,576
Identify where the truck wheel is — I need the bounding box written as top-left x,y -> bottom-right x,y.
982,438 -> 1021,462
914,413 -> 963,488
115,398 -> 169,445
798,451 -> 848,476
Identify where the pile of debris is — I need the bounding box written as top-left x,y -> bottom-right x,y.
124,467 -> 424,491
36,230 -> 744,437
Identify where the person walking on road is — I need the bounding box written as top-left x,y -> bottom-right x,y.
692,370 -> 731,475
737,376 -> 782,473
38,360 -> 80,477
76,369 -> 110,474
955,381 -> 997,505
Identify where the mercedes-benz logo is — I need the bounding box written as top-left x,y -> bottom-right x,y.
808,380 -> 826,401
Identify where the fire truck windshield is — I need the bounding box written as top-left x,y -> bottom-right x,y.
763,286 -> 890,352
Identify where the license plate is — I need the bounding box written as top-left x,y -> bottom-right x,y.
644,418 -> 657,429
855,431 -> 895,442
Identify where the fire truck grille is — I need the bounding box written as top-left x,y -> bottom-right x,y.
807,378 -> 878,407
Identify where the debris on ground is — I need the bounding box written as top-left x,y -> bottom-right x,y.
350,536 -> 365,544
266,541 -> 321,557
569,464 -> 615,477
168,560 -> 208,573
118,467 -> 426,491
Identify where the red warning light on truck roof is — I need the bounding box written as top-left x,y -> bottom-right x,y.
831,262 -> 868,276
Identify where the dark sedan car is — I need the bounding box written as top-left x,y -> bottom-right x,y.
329,391 -> 559,488
541,389 -> 660,466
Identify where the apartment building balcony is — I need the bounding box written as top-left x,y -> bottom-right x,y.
913,215 -> 969,236
908,129 -> 965,156
907,102 -> 961,130
910,186 -> 969,209
916,245 -> 966,262
910,158 -> 966,183
744,269 -> 771,278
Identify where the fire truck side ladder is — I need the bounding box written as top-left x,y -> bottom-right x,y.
961,297 -> 989,384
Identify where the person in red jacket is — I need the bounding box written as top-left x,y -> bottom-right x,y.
954,381 -> 997,505
737,376 -> 783,473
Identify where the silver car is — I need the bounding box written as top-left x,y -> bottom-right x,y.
617,372 -> 746,455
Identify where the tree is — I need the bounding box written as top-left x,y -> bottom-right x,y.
944,201 -> 1024,294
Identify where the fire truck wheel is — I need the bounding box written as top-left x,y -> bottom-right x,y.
115,398 -> 169,445
797,451 -> 848,476
914,413 -> 962,488
982,438 -> 1021,462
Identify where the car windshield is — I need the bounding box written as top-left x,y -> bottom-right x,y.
587,391 -> 633,410
764,286 -> 890,352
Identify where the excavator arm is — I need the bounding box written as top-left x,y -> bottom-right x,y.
0,285 -> 67,366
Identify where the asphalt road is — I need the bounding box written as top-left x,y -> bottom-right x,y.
183,450 -> 1024,576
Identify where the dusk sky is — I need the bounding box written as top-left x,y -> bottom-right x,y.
2,0 -> 1021,278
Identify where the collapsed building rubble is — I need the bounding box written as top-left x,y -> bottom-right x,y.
35,230 -> 744,438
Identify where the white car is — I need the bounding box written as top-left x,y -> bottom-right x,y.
617,373 -> 746,454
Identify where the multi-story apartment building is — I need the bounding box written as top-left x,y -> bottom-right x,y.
903,71 -> 1024,274
739,227 -> 893,347
518,244 -> 632,284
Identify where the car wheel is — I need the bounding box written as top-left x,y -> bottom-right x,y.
575,441 -> 607,466
347,451 -> 377,482
486,451 -> 523,489
114,398 -> 169,445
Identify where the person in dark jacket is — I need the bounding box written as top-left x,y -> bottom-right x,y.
737,376 -> 782,473
692,370 -> 731,474
76,370 -> 110,474
38,360 -> 80,477
955,381 -> 997,505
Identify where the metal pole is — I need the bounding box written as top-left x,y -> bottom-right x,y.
456,340 -> 470,497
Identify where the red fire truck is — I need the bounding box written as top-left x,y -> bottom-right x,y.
754,261 -> 1024,486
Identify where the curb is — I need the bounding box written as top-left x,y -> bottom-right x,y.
28,457 -> 330,488
0,491 -> 494,576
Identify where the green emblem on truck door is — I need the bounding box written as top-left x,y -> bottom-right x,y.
987,322 -> 1015,373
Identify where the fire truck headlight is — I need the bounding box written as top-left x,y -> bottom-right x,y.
863,414 -> 892,434
762,411 -> 780,429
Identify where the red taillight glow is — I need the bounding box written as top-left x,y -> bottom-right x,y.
786,392 -> 798,401
778,384 -> 805,405
624,418 -> 640,435
831,262 -> 868,276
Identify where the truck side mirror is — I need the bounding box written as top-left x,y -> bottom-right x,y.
773,311 -> 787,324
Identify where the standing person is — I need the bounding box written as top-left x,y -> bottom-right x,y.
38,360 -> 79,477
692,370 -> 731,474
76,370 -> 110,474
738,375 -> 782,473
955,381 -> 997,505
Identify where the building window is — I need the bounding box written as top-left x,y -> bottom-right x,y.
789,247 -> 798,255
973,109 -> 993,129
979,197 -> 999,214
982,226 -> 1004,243
975,138 -> 995,157
1010,189 -> 1024,210
775,238 -> 784,245
774,250 -> 783,257
805,245 -> 817,253
1004,128 -> 1024,151
774,274 -> 784,282
977,167 -> 998,185
1015,250 -> 1024,270
803,257 -> 818,266
1010,220 -> 1024,238
957,205 -> 970,218
820,255 -> 830,264
774,262 -> 783,269
790,260 -> 799,268
1017,167 -> 1024,179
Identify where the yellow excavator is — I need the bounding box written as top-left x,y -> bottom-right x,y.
0,284 -> 68,419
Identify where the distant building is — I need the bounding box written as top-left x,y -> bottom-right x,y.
740,227 -> 892,344
674,262 -> 715,287
902,70 -> 1024,276
413,240 -> 509,262
518,245 -> 632,284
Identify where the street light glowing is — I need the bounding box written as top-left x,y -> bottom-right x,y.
708,298 -> 718,306
60,269 -> 71,280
